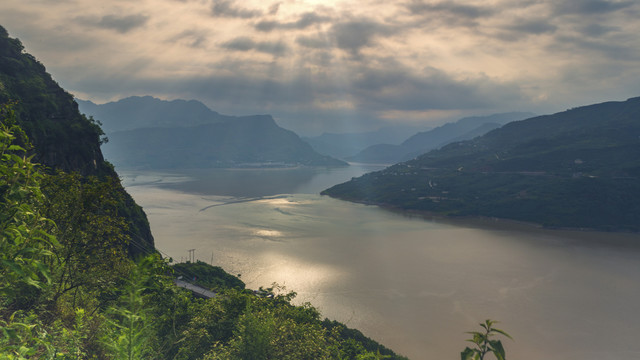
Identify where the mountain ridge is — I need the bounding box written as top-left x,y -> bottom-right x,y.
77,96 -> 234,133
79,96 -> 348,169
347,112 -> 534,164
322,97 -> 640,231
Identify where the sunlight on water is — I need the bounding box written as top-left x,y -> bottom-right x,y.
253,229 -> 284,238
256,198 -> 297,206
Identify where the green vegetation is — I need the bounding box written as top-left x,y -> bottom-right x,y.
172,261 -> 245,291
0,25 -> 154,255
323,97 -> 640,231
461,320 -> 512,360
0,103 -> 407,359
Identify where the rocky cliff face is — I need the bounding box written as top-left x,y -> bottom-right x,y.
0,25 -> 154,255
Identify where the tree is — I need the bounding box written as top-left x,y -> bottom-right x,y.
41,171 -> 132,308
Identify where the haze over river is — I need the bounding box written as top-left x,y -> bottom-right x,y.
121,165 -> 640,360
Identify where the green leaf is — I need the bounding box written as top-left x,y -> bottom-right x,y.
489,340 -> 506,360
491,327 -> 513,340
461,347 -> 479,360
7,144 -> 24,152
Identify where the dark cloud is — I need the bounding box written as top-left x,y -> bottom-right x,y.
580,23 -> 619,37
406,1 -> 496,19
506,19 -> 557,36
220,37 -> 289,56
268,2 -> 281,15
255,12 -> 332,32
296,34 -> 330,49
553,0 -> 634,15
350,63 -> 522,111
331,20 -> 398,54
211,0 -> 263,18
169,29 -> 209,48
76,14 -> 149,33
549,35 -> 639,61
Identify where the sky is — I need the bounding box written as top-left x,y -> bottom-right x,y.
1,0 -> 639,136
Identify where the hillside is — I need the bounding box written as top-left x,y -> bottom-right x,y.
348,112 -> 533,164
80,97 -> 348,169
0,25 -> 154,254
323,98 -> 640,231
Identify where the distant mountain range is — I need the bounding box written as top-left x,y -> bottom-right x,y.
323,97 -> 640,231
78,97 -> 347,169
302,125 -> 430,160
347,112 -> 534,164
76,96 -> 233,133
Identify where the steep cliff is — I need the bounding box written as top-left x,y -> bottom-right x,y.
0,25 -> 154,254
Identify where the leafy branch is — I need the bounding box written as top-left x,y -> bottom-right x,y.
461,319 -> 512,360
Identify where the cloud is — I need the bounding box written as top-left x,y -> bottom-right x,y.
579,23 -> 619,37
296,34 -> 330,49
211,0 -> 263,18
406,1 -> 496,20
4,0 -> 640,136
549,34 -> 639,61
509,20 -> 557,35
268,2 -> 281,15
255,12 -> 332,32
220,36 -> 289,56
330,20 -> 398,54
76,14 -> 149,33
553,0 -> 634,15
169,29 -> 209,48
349,61 -> 523,111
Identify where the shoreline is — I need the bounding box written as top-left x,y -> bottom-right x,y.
323,194 -> 640,239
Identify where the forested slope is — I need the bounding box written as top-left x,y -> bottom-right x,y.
324,97 -> 640,231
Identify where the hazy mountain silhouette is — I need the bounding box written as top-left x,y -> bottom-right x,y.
302,125 -> 429,160
79,97 -> 347,169
77,96 -> 232,133
347,112 -> 534,164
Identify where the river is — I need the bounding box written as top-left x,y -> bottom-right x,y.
121,165 -> 640,360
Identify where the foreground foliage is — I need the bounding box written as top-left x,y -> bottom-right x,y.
461,320 -> 512,360
0,109 -> 407,359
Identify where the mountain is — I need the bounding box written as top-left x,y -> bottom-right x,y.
80,97 -> 347,169
102,114 -> 347,169
323,97 -> 640,231
0,25 -> 154,254
302,125 -> 429,160
77,96 -> 234,133
347,112 -> 534,164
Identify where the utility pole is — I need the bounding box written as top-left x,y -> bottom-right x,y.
187,249 -> 195,263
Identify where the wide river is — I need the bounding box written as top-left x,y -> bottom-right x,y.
121,165 -> 640,360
